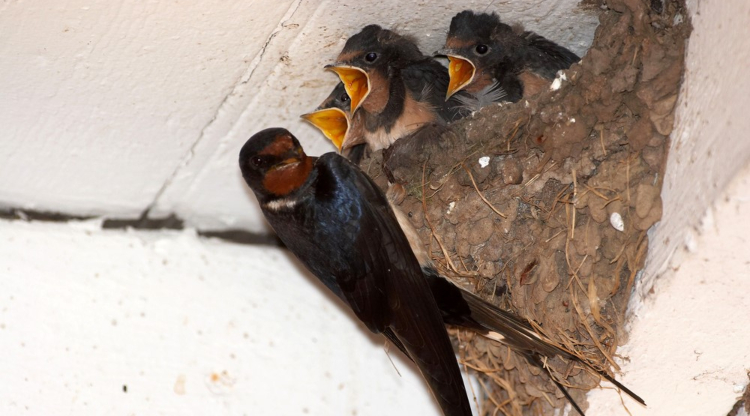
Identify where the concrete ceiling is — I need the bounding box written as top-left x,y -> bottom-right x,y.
0,0 -> 599,233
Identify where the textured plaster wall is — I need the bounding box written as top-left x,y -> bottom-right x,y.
0,0 -> 298,218
0,220 -> 449,415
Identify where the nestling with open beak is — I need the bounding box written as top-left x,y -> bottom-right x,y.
326,24 -> 471,152
239,128 -> 645,416
437,10 -> 580,106
301,82 -> 358,152
300,82 -> 367,164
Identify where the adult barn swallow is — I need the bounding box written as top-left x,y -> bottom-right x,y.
326,25 -> 469,152
239,129 -> 645,415
240,128 -> 473,416
438,11 -> 580,104
300,82 -> 367,164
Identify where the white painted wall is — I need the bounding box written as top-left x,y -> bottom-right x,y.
0,0 -> 598,232
0,0 -> 298,218
0,220 -> 447,415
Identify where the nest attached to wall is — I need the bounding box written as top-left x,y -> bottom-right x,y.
362,0 -> 690,414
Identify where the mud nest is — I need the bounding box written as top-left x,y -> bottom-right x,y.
360,0 -> 690,414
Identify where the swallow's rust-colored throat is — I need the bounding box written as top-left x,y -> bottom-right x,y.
262,156 -> 314,197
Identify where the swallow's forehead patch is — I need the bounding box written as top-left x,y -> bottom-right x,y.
336,50 -> 362,63
259,134 -> 295,156
445,38 -> 475,50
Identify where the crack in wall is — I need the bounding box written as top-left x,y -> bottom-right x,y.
141,0 -> 305,220
0,207 -> 283,247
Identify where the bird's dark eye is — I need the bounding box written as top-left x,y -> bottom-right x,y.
475,44 -> 489,55
251,156 -> 264,167
340,93 -> 349,102
365,52 -> 378,62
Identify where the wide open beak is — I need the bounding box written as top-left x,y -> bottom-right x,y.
301,107 -> 349,151
445,55 -> 476,100
324,65 -> 370,113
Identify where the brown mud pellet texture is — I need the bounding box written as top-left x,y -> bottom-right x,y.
362,1 -> 689,414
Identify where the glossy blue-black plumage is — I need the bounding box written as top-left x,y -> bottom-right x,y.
241,129 -> 472,416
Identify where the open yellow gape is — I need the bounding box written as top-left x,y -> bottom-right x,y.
301,108 -> 349,151
446,55 -> 476,99
325,66 -> 370,112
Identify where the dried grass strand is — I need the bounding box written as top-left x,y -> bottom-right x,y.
462,163 -> 507,218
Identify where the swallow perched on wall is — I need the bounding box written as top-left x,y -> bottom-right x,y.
239,127 -> 473,416
437,10 -> 580,105
239,129 -> 645,415
300,82 -> 367,164
325,25 -> 470,152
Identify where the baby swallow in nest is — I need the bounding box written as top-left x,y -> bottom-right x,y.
301,82 -> 367,164
239,128 -> 645,416
325,24 -> 470,152
437,10 -> 580,106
